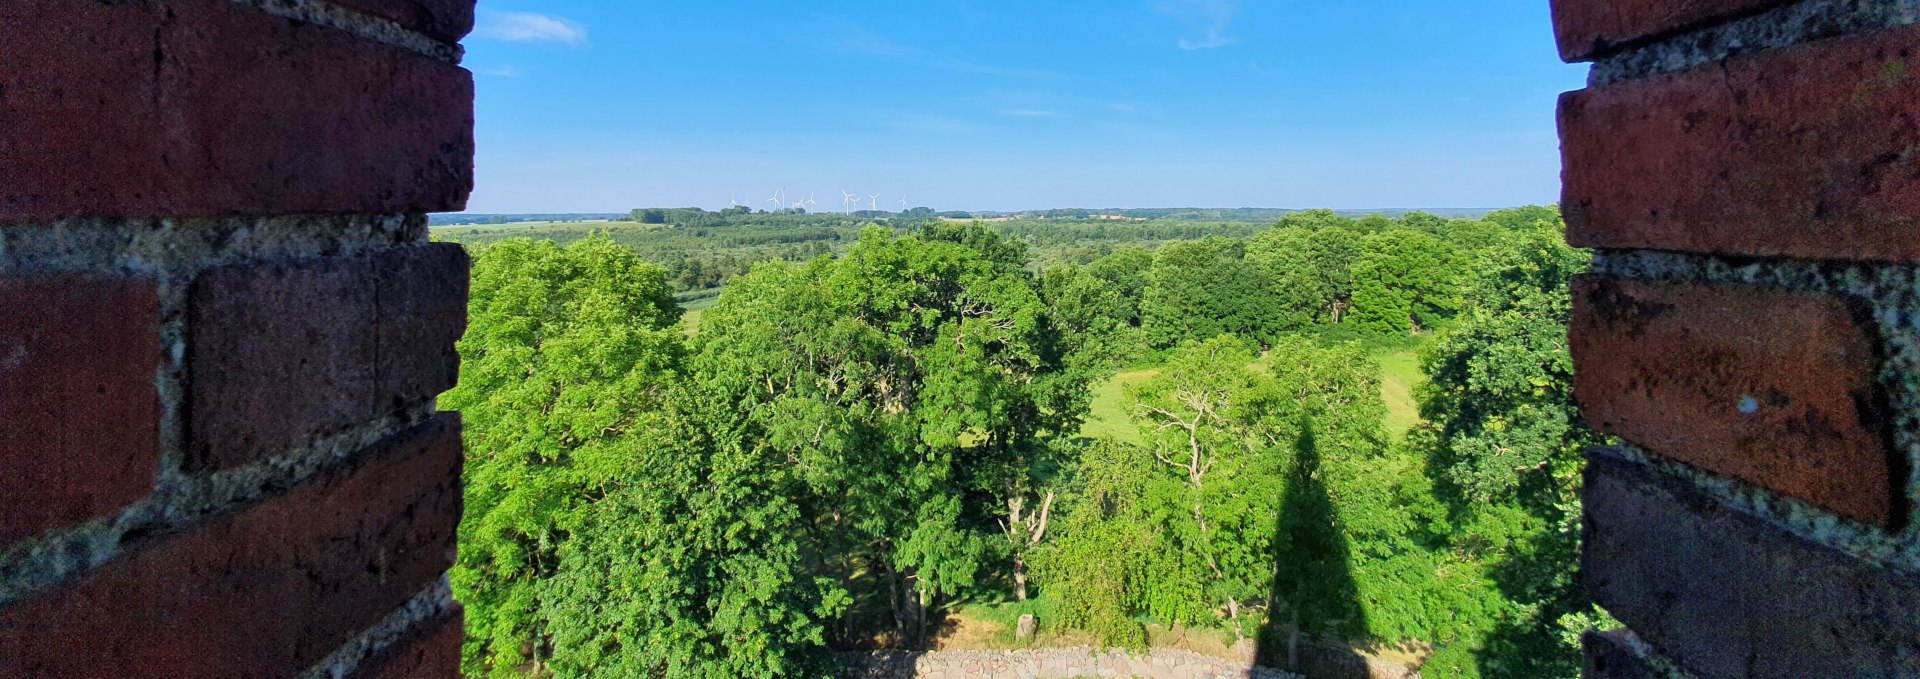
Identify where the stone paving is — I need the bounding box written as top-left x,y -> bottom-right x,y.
838,647 -> 1303,679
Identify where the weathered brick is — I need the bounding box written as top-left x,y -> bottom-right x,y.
1582,449 -> 1920,679
1550,0 -> 1791,61
0,0 -> 473,220
376,244 -> 470,411
0,415 -> 462,679
347,609 -> 464,679
0,0 -> 169,220
1560,24 -> 1920,261
330,0 -> 475,44
1570,275 -> 1902,528
189,253 -> 375,470
188,246 -> 468,471
1583,630 -> 1660,679
0,274 -> 161,547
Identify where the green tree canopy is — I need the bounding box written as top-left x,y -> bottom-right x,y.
1349,229 -> 1462,334
1142,238 -> 1290,347
693,224 -> 1090,644
444,237 -> 685,677
1248,225 -> 1363,325
538,385 -> 839,678
1413,218 -> 1609,679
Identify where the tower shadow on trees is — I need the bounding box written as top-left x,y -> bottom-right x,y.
1255,425 -> 1372,679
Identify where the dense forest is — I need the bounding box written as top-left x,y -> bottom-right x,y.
437,206 -> 1607,678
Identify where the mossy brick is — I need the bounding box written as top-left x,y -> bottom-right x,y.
1571,275 -> 1903,528
1560,23 -> 1920,261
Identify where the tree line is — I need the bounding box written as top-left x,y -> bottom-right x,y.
439,208 -> 1336,297
444,206 -> 1604,678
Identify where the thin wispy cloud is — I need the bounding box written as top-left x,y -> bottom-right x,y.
830,23 -> 1061,79
1180,35 -> 1233,50
476,65 -> 521,77
1159,0 -> 1240,50
886,112 -> 983,133
474,11 -> 589,46
1003,109 -> 1064,118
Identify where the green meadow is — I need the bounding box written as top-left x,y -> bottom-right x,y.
1079,343 -> 1426,445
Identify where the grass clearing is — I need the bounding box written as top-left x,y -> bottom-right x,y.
1078,342 -> 1428,443
1079,367 -> 1162,445
1372,346 -> 1423,438
679,296 -> 719,336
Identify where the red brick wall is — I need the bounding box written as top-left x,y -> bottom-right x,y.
1553,0 -> 1920,676
0,1 -> 473,677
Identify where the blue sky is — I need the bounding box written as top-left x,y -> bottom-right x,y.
463,1 -> 1586,213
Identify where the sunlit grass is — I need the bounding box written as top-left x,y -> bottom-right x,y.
1078,342 -> 1427,444
678,296 -> 718,336
1373,346 -> 1424,438
1079,367 -> 1162,445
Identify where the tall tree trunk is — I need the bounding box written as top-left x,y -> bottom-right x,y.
885,566 -> 907,644
900,576 -> 927,647
1012,552 -> 1030,602
917,587 -> 932,647
1003,489 -> 1052,604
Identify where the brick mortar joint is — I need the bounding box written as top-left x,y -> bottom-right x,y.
0,215 -> 429,276
231,0 -> 465,64
298,576 -> 457,679
1584,0 -> 1920,85
1587,249 -> 1920,572
1,216 -> 448,602
0,402 -> 438,605
1603,444 -> 1920,578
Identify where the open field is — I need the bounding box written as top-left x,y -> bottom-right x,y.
1375,348 -> 1423,437
1078,344 -> 1425,444
432,220 -> 676,249
679,296 -> 718,336
1079,367 -> 1162,445
432,219 -> 629,234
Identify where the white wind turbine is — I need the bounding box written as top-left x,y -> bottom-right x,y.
898,196 -> 909,211
842,190 -> 857,214
803,193 -> 818,212
867,193 -> 881,211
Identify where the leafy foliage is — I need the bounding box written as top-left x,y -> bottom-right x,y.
692,223 -> 1089,645
538,389 -> 839,678
442,206 -> 1604,679
1141,238 -> 1289,347
1350,230 -> 1462,334
1412,217 -> 1609,679
443,238 -> 685,677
